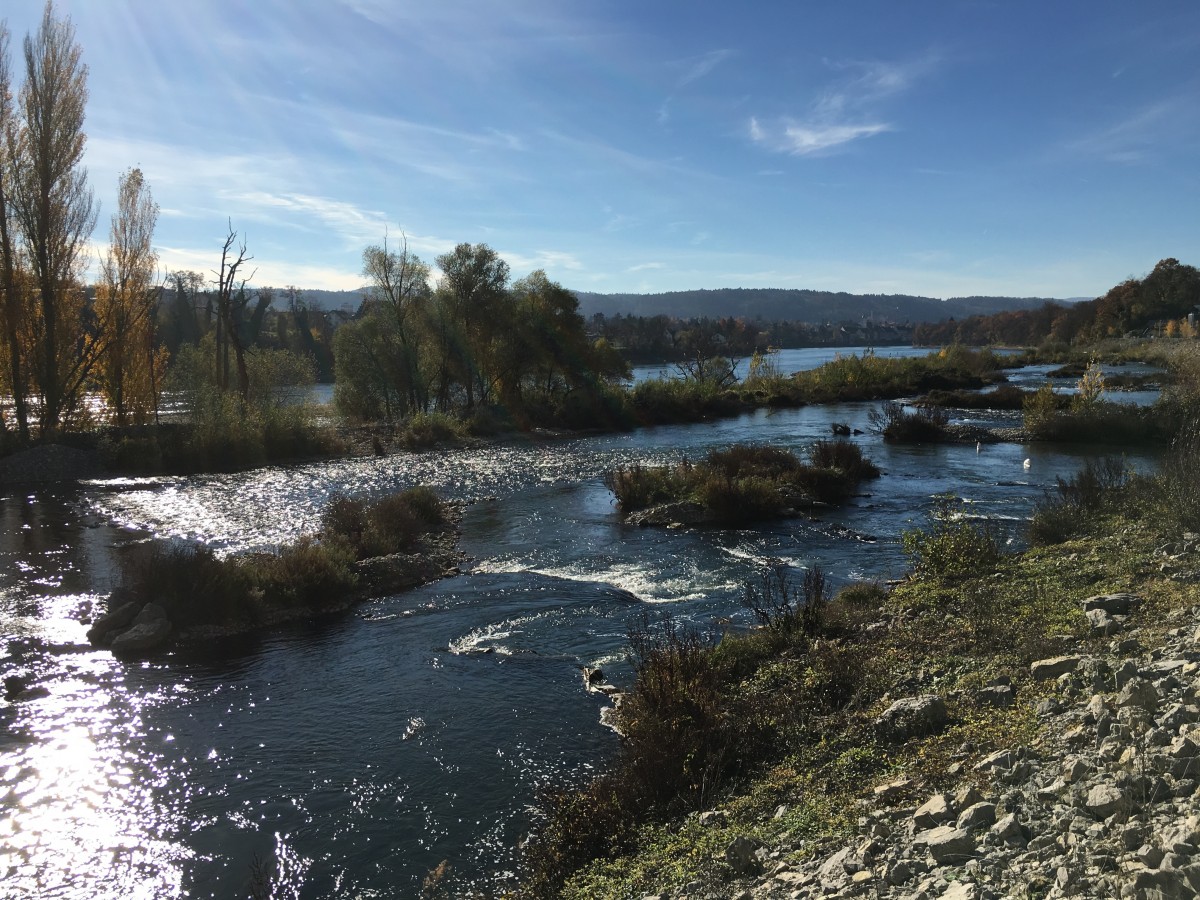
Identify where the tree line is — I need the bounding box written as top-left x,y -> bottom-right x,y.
912,258 -> 1200,348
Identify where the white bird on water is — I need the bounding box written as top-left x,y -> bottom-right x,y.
1023,458 -> 1031,470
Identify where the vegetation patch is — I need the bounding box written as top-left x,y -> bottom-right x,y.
92,487 -> 459,649
605,441 -> 880,526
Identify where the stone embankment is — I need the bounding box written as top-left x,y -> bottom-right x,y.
649,591 -> 1200,900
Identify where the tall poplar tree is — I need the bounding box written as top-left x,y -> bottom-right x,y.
95,167 -> 164,425
10,1 -> 95,434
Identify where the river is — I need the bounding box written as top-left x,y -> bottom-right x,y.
0,350 -> 1161,898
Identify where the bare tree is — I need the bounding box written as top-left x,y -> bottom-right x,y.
212,223 -> 254,399
9,1 -> 96,434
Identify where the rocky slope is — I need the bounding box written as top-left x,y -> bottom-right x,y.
647,591 -> 1200,900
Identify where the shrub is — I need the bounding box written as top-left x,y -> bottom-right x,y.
1028,456 -> 1133,545
118,541 -> 252,629
322,488 -> 447,558
695,472 -> 781,522
808,440 -> 880,480
741,565 -> 829,639
400,411 -> 470,449
705,443 -> 801,479
604,464 -> 684,512
868,402 -> 950,443
902,494 -> 1003,581
246,537 -> 357,607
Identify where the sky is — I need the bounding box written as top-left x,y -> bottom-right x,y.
3,0 -> 1200,301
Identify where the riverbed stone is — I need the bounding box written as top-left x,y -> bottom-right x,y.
109,618 -> 172,654
86,601 -> 141,645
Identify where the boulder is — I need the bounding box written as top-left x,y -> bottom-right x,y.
955,802 -> 996,832
1030,655 -> 1081,680
1085,608 -> 1123,636
1082,783 -> 1127,819
941,883 -> 978,900
914,825 -> 976,864
913,794 -> 954,830
723,835 -> 763,876
110,618 -> 172,655
1117,678 -> 1161,711
976,684 -> 1015,707
1082,592 -> 1138,615
875,694 -> 948,743
86,601 -> 141,646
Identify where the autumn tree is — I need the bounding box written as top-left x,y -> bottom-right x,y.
0,20 -> 29,439
94,167 -> 165,424
8,1 -> 96,434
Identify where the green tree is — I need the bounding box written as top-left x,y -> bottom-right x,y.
435,242 -> 509,409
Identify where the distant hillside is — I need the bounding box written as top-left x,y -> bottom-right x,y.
572,288 -> 1069,324
283,284 -> 1073,325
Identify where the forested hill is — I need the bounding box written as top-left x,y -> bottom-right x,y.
290,286 -> 1065,324
571,288 -> 1066,323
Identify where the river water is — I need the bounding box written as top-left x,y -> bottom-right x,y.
0,350 -> 1162,898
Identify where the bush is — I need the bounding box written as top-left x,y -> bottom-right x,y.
1028,456 -> 1133,545
868,402 -> 950,443
246,537 -> 358,607
902,494 -> 1003,581
400,411 -> 470,449
322,488 -> 447,558
118,542 -> 252,629
741,565 -> 829,639
808,440 -> 880,480
604,464 -> 685,512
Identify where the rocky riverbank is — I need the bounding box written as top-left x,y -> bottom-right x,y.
681,590 -> 1200,900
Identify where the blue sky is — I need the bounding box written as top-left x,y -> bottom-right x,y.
4,1 -> 1200,300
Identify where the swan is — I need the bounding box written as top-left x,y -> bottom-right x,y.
1023,458 -> 1031,470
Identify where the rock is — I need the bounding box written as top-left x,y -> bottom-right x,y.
1083,592 -> 1139,615
133,602 -> 167,625
1086,608 -> 1124,636
817,846 -> 858,881
724,835 -> 764,876
1031,655 -> 1082,680
109,618 -> 172,655
940,883 -> 977,900
1118,678 -> 1161,711
915,825 -> 976,864
874,777 -> 916,805
990,813 -> 1027,845
954,784 -> 983,809
974,748 -> 1017,773
697,810 -> 727,828
913,794 -> 954,830
1083,783 -> 1128,819
955,802 -> 996,832
885,859 -> 914,886
85,601 -> 141,646
876,694 -> 949,743
976,684 -> 1015,707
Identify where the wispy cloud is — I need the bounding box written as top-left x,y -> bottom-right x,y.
627,262 -> 664,272
751,120 -> 890,155
676,48 -> 735,88
749,54 -> 936,156
1060,99 -> 1193,164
